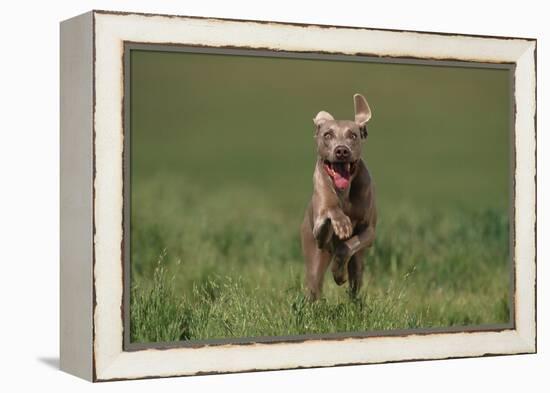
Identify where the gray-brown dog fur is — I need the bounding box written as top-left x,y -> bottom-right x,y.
301,94 -> 377,301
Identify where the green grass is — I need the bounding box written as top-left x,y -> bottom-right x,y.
129,176 -> 510,343
128,50 -> 512,343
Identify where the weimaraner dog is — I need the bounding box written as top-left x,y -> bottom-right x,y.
301,94 -> 377,300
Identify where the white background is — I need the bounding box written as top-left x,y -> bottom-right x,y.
0,0 -> 546,391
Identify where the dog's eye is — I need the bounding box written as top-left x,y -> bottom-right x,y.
349,133 -> 358,140
324,132 -> 333,140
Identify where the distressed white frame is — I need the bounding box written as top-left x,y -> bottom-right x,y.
61,10 -> 536,382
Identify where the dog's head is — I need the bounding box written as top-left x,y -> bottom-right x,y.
313,94 -> 372,190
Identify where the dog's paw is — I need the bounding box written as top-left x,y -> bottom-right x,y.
329,211 -> 353,240
313,217 -> 333,248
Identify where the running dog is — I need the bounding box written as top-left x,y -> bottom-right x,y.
301,93 -> 377,300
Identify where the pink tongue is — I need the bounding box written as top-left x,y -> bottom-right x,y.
333,173 -> 350,189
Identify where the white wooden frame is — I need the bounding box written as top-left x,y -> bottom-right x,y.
60,10 -> 536,382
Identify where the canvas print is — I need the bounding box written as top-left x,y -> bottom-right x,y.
127,47 -> 512,344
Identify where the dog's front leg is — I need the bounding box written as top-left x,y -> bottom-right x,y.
312,216 -> 333,249
313,207 -> 352,248
344,225 -> 375,254
335,225 -> 375,264
331,225 -> 374,287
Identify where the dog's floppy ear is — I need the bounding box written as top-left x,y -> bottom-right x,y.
313,111 -> 334,134
354,94 -> 372,139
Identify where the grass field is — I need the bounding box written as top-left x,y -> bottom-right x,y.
129,50 -> 512,343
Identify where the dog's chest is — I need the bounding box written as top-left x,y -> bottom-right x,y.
338,194 -> 363,226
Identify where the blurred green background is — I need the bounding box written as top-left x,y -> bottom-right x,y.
129,49 -> 512,343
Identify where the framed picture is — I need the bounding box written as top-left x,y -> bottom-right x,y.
60,10 -> 537,382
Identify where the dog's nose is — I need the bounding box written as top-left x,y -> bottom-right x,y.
334,146 -> 350,160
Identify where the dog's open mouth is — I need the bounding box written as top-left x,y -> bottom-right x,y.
324,161 -> 357,190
